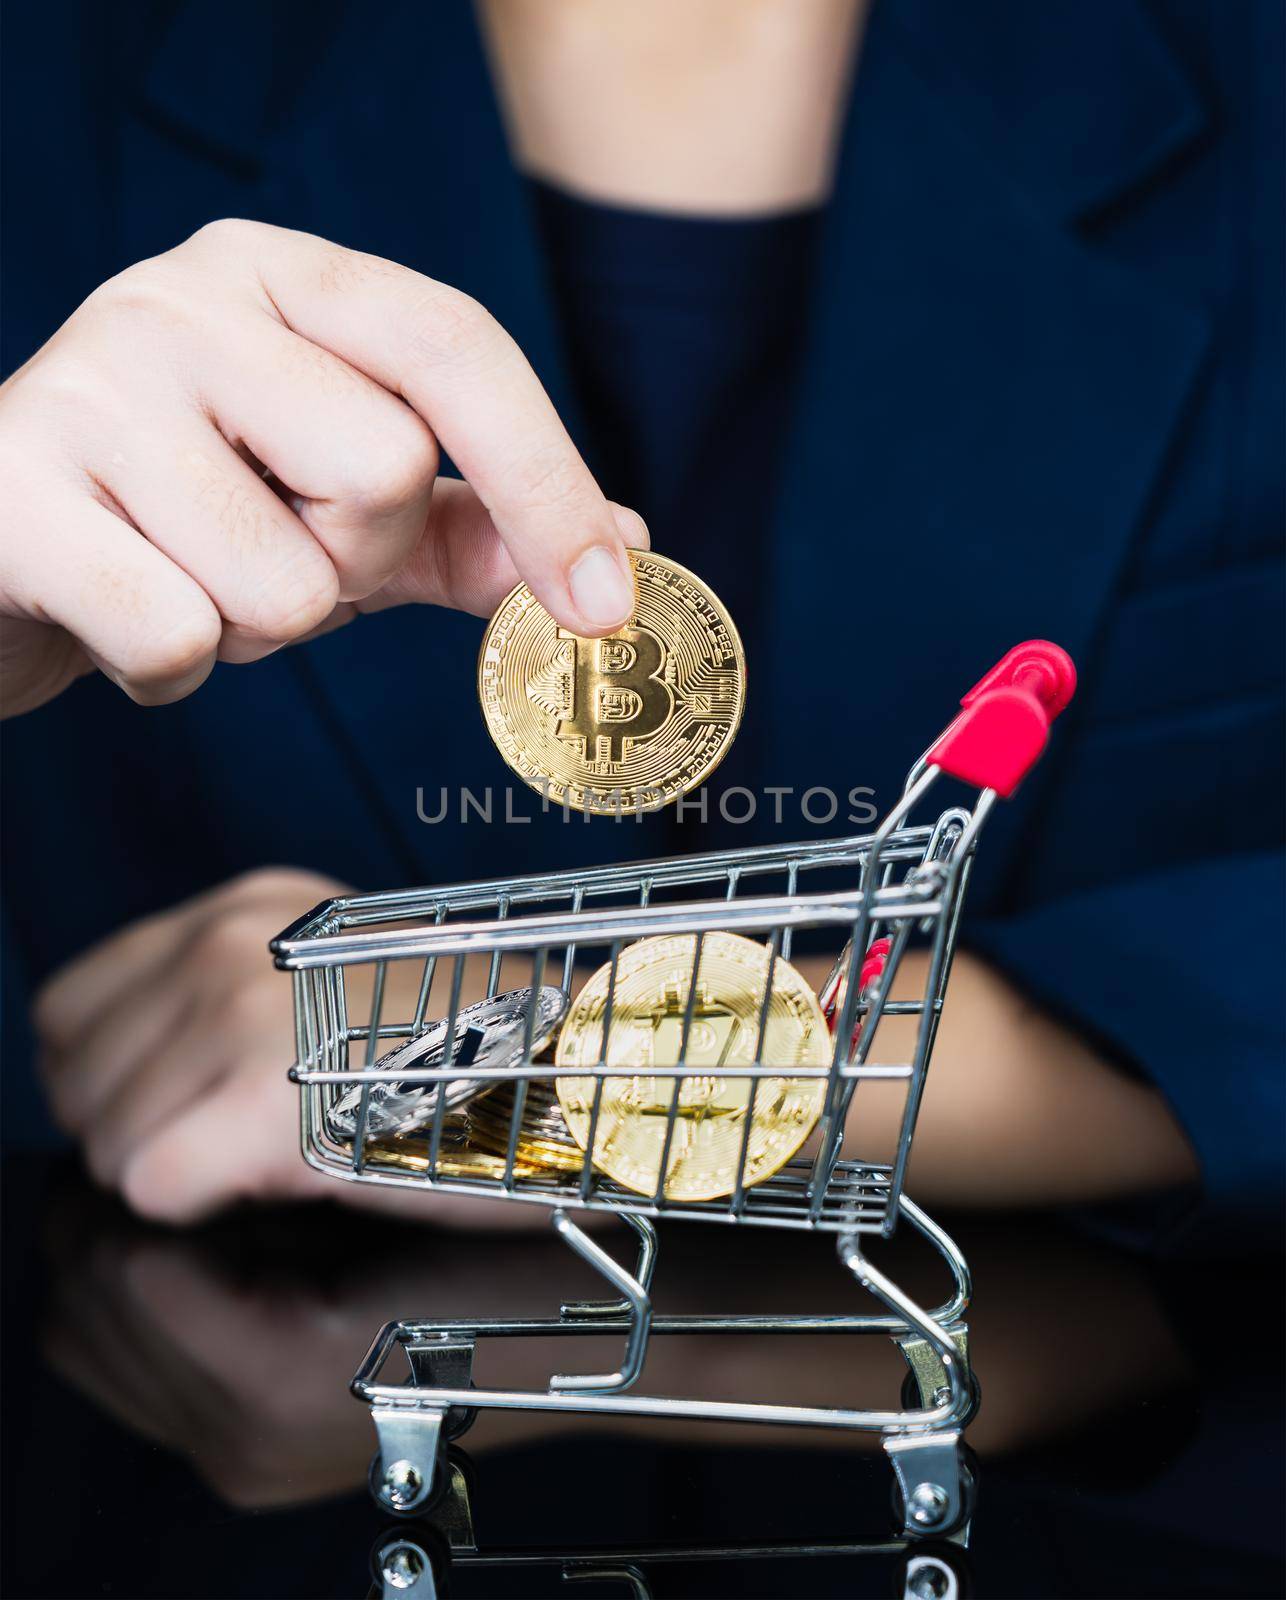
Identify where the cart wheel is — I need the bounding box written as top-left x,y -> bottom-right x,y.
890,1443 -> 977,1538
900,1369 -> 982,1428
442,1402 -> 478,1442
368,1442 -> 451,1520
369,1525 -> 451,1598
893,1540 -> 972,1600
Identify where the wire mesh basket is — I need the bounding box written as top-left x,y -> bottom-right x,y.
279,806 -> 977,1235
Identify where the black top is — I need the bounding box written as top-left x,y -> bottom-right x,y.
529,178 -> 825,832
530,176 -> 824,623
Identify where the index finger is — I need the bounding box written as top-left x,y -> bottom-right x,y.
247,225 -> 648,634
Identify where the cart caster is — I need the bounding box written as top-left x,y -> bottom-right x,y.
368,1526 -> 451,1599
368,1403 -> 460,1519
405,1340 -> 477,1441
901,1369 -> 982,1428
894,1541 -> 972,1600
369,1447 -> 451,1520
441,1403 -> 477,1442
887,1437 -> 976,1538
370,1440 -> 477,1536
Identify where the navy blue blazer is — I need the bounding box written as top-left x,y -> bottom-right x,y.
3,1 -> 1283,1223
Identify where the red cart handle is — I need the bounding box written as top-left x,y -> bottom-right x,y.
926,640 -> 1076,798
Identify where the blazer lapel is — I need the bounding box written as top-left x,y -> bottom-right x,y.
140,0 -> 570,410
762,0 -> 1212,897
138,0 -> 342,176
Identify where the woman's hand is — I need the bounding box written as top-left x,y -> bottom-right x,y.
35,867 -> 562,1226
0,219 -> 646,718
830,950 -> 1199,1206
36,869 -> 352,1222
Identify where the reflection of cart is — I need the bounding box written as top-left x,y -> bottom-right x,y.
371,1533 -> 969,1600
365,1447 -> 972,1600
273,641 -> 1075,1539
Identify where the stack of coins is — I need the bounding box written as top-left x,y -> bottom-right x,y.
356,1127 -> 549,1180
466,1080 -> 587,1174
325,987 -> 569,1143
329,987 -> 570,1179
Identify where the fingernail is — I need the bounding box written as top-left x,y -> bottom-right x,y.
610,503 -> 650,549
569,545 -> 636,631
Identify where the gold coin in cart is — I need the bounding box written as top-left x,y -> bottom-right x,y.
555,931 -> 830,1202
467,1083 -> 587,1172
468,1131 -> 585,1174
336,1113 -> 553,1178
354,1131 -> 549,1180
478,550 -> 745,815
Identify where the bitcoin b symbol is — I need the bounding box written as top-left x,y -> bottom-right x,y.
556,626 -> 672,767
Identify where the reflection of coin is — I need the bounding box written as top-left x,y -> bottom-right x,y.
468,1083 -> 586,1173
478,550 -> 745,815
556,932 -> 830,1202
325,988 -> 568,1141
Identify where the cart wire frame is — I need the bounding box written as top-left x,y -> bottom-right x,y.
270,640 -> 1075,1538
277,780 -> 984,1238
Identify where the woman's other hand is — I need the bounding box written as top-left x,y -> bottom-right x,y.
35,869 -> 351,1222
34,867 -> 537,1227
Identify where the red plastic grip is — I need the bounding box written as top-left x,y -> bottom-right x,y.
959,639 -> 1077,718
823,936 -> 892,1055
927,640 -> 1076,798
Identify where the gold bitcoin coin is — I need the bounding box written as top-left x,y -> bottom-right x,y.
555,932 -> 830,1202
468,1083 -> 587,1173
347,1123 -> 549,1180
342,1120 -> 553,1184
478,550 -> 745,815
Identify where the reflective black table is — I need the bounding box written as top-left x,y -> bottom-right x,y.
4,1152 -> 1283,1600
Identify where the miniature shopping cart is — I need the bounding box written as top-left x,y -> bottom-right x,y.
272,640 -> 1075,1540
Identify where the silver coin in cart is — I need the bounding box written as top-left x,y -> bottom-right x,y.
272,640 -> 1076,1542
